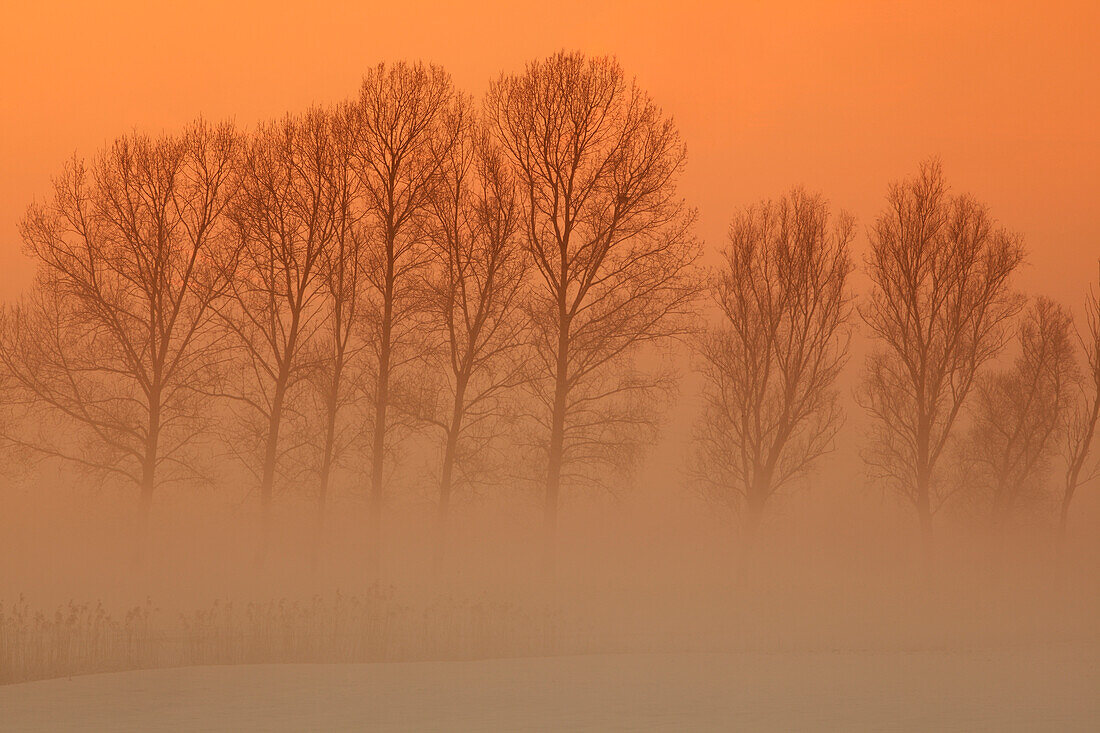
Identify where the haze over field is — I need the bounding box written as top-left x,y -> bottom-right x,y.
1,2 -> 1098,730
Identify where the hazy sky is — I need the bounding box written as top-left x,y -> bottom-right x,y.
2,1 -> 1097,301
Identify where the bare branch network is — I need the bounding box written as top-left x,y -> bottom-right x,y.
1,54 -> 1097,568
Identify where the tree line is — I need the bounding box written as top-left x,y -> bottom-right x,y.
1,53 -> 1097,570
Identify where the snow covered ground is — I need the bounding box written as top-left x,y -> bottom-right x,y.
2,644 -> 1097,731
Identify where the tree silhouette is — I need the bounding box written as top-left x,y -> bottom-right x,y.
350,62 -> 460,564
962,298 -> 1077,527
0,121 -> 238,548
424,114 -> 531,573
215,109 -> 339,563
859,160 -> 1025,554
693,190 -> 853,538
1060,263 -> 1100,537
486,52 -> 702,569
307,101 -> 367,565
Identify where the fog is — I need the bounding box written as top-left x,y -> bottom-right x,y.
4,415 -> 1098,656
2,5 -> 1099,729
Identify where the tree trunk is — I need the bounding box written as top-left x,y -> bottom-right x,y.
741,471 -> 770,547
313,387 -> 340,572
435,378 -> 467,576
915,484 -> 934,563
1059,480 -> 1076,539
1060,396 -> 1099,541
543,320 -> 569,578
914,413 -> 934,564
369,262 -> 394,578
137,454 -> 156,565
257,374 -> 288,567
136,396 -> 161,565
741,500 -> 764,549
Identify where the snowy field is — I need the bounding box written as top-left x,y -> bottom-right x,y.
2,644 -> 1098,731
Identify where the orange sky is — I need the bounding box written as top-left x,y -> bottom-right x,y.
2,0 -> 1098,301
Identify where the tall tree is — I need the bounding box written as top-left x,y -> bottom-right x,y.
859,160 -> 1025,554
308,101 -> 366,564
351,62 -> 459,555
963,298 -> 1077,527
693,190 -> 853,538
486,52 -> 701,568
0,121 -> 237,546
216,110 -> 338,562
424,114 -> 530,572
1060,263 -> 1100,537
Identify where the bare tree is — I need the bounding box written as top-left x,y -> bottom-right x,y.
486,52 -> 702,568
0,121 -> 237,547
308,102 -> 367,564
693,190 -> 853,538
1060,262 -> 1100,536
859,160 -> 1025,554
962,298 -> 1077,527
215,110 -> 338,562
424,113 -> 530,572
350,62 -> 459,554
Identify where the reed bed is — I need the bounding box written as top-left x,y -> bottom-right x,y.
1,592 -> 563,685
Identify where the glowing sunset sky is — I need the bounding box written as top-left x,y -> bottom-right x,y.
2,1 -> 1097,300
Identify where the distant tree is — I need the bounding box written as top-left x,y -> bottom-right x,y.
1060,263 -> 1100,537
350,62 -> 459,558
486,52 -> 702,568
859,160 -> 1025,554
0,121 -> 237,547
215,110 -> 338,562
693,190 -> 854,538
962,298 -> 1077,527
424,113 -> 530,572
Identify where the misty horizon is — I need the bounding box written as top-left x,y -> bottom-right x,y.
2,4 -> 1098,731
